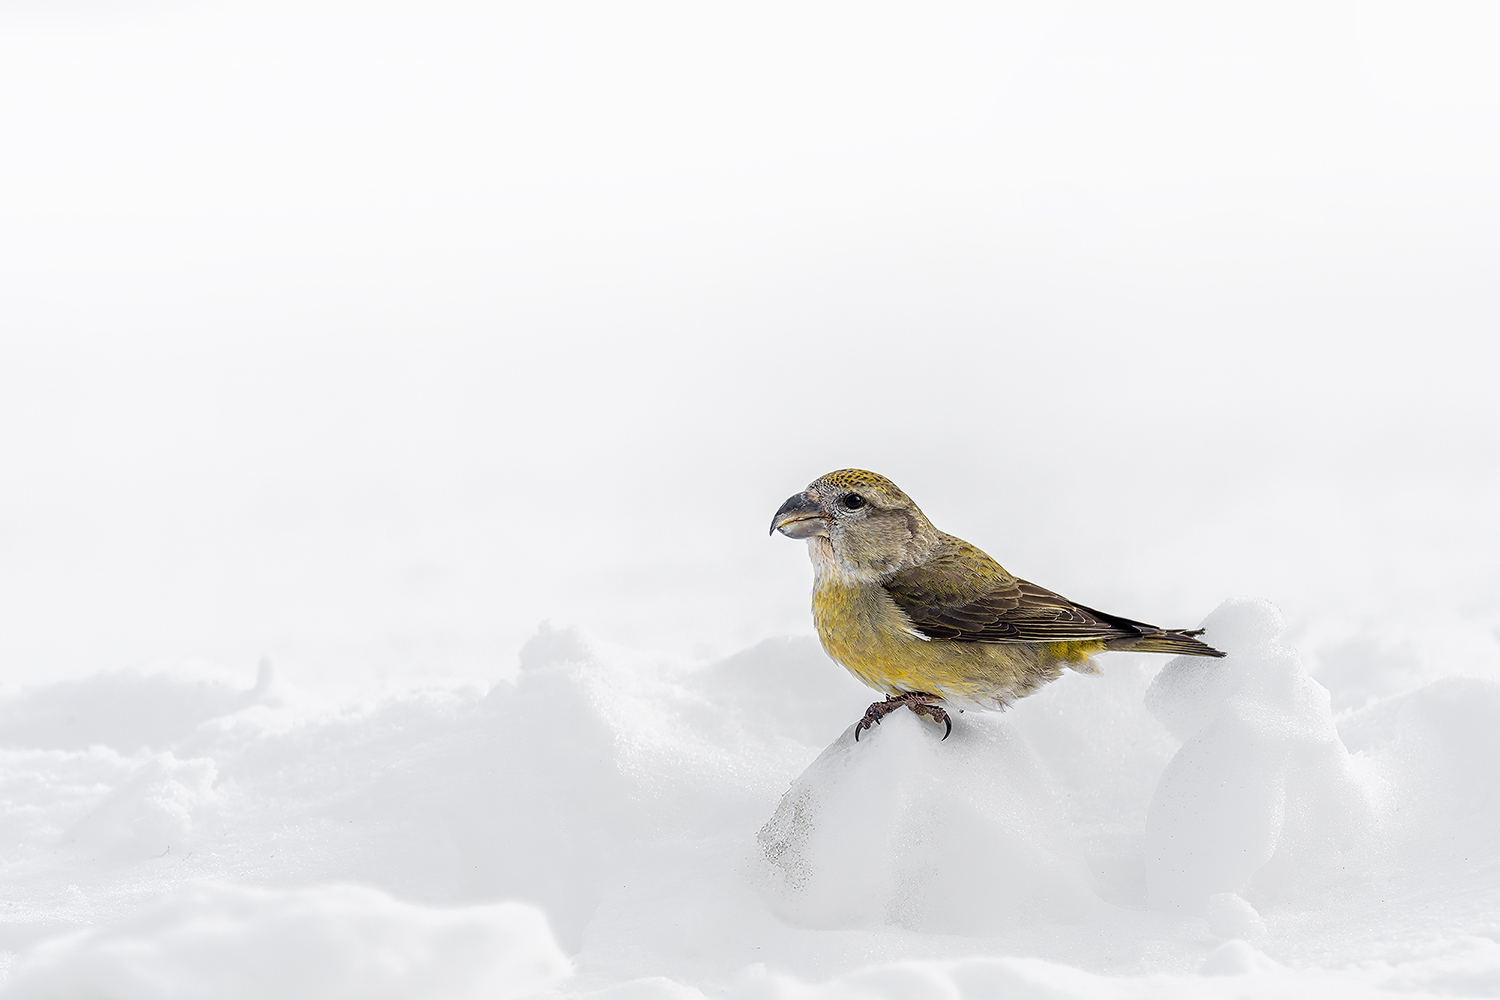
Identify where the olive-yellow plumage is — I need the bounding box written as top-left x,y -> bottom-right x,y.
770,469 -> 1223,738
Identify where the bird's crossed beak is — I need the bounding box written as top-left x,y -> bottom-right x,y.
770,492 -> 829,538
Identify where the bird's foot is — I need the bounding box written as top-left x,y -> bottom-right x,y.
854,692 -> 951,742
910,700 -> 953,739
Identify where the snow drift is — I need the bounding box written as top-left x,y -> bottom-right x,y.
0,601 -> 1498,997
756,709 -> 1098,933
1,885 -> 567,1000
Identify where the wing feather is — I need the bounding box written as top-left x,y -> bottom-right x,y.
883,533 -> 1197,647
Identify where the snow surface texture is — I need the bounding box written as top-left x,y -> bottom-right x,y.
3,885 -> 567,1000
2,599 -> 1499,998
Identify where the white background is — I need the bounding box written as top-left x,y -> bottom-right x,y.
3,1 -> 1497,690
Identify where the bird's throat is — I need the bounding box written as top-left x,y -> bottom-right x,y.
807,536 -> 840,582
807,534 -> 895,584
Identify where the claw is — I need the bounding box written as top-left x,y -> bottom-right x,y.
910,700 -> 952,740
854,699 -> 889,741
852,693 -> 952,743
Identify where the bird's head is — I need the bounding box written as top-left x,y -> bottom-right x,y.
770,469 -> 939,581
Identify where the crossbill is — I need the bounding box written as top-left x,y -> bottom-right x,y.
771,469 -> 1224,739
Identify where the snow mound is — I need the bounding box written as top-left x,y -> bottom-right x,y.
581,941 -> 1500,1000
0,883 -> 568,1000
0,662 -> 273,754
756,708 -> 1097,934
714,949 -> 1375,1000
1203,892 -> 1267,942
1143,598 -> 1373,911
1338,674 -> 1500,863
61,752 -> 222,863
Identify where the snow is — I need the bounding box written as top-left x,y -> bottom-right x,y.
1,601 -> 1497,998
1143,599 -> 1373,912
757,710 -> 1097,934
2,885 -> 567,1000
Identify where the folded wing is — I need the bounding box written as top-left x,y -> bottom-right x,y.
883,535 -> 1224,656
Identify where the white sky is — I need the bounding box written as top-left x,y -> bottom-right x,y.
1,1 -> 1497,689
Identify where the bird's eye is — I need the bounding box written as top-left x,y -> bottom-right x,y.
841,493 -> 866,510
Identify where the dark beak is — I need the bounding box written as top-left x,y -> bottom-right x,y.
770,492 -> 829,538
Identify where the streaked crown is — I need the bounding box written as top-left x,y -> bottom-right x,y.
809,469 -> 915,509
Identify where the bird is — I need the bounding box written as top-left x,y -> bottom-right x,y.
770,469 -> 1224,740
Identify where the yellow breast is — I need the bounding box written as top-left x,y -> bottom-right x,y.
812,579 -> 995,701
810,579 -> 1103,705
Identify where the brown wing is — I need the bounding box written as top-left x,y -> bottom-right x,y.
882,533 -> 1207,647
886,576 -> 1162,643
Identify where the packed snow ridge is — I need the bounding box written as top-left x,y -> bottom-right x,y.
1,598 -> 1498,998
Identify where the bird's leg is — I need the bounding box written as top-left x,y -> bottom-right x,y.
854,692 -> 952,741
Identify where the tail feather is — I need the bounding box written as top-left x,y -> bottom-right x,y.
1117,627 -> 1225,657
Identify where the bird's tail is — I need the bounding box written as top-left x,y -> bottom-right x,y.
1118,627 -> 1225,658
